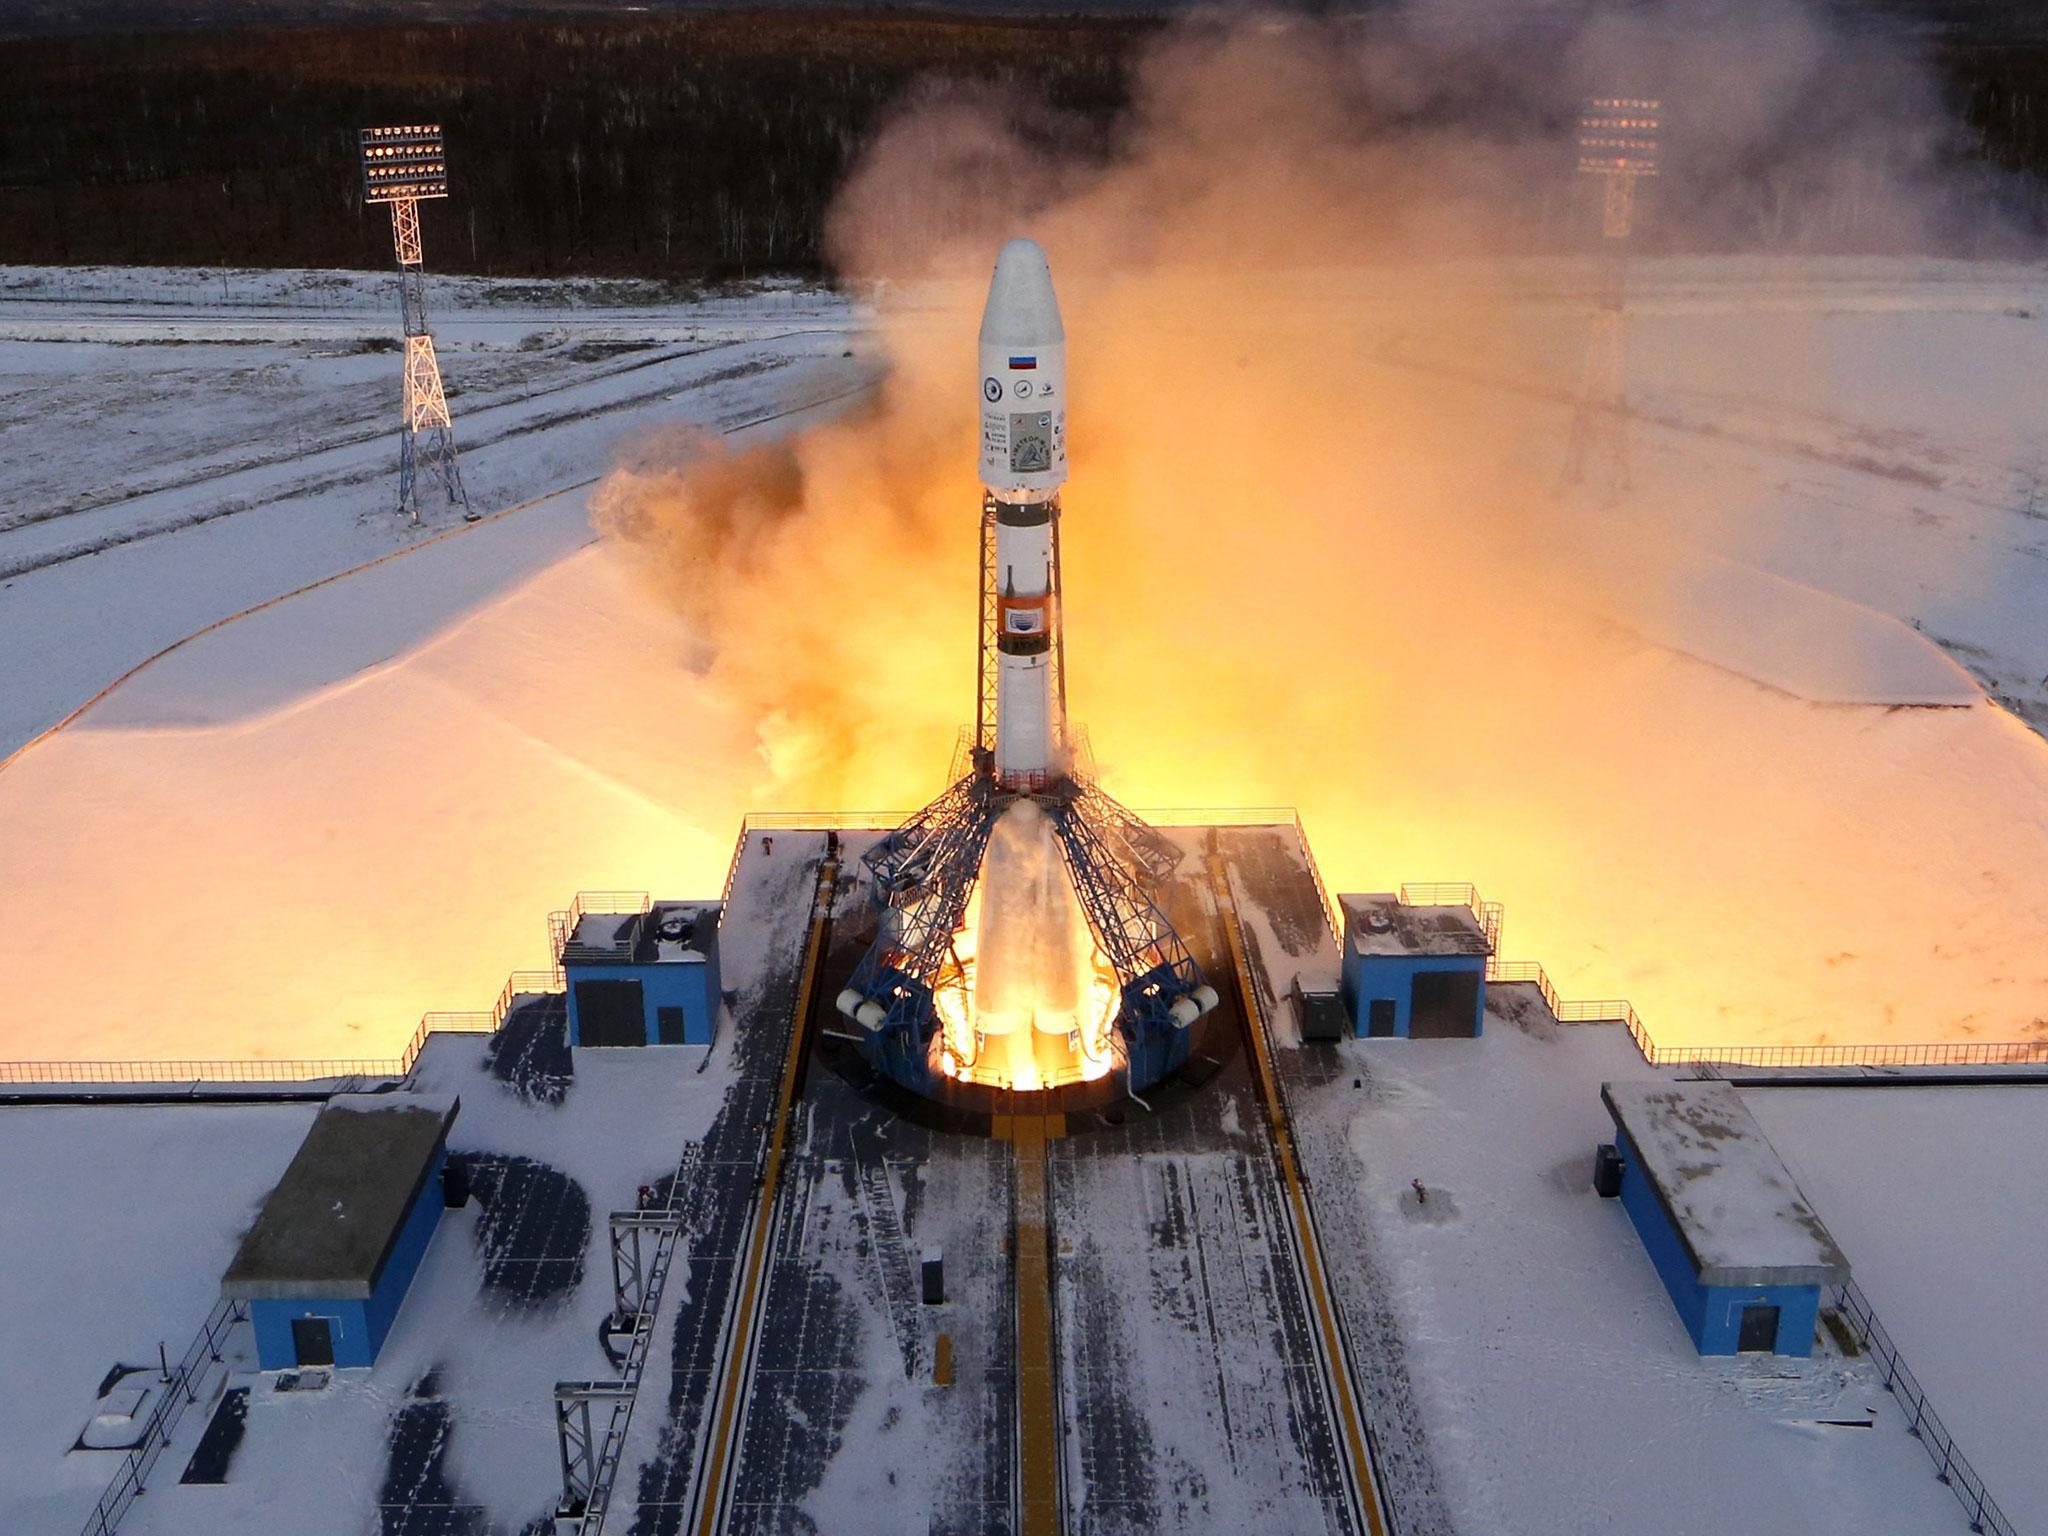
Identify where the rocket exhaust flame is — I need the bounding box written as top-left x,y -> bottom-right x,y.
945,800 -> 1119,1091
584,8 -> 2048,1065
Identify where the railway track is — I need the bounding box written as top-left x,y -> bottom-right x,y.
677,840 -> 1389,1536
1208,851 -> 1392,1536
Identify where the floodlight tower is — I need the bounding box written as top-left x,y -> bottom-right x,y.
1563,98 -> 1662,500
359,125 -> 473,523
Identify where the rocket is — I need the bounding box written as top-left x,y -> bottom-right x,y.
978,239 -> 1068,788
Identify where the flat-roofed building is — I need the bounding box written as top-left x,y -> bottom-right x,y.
561,900 -> 723,1048
1602,1080 -> 1849,1356
1339,894 -> 1490,1038
221,1093 -> 459,1370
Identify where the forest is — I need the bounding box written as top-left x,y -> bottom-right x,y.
4,10 -> 2048,279
0,13 -> 1150,278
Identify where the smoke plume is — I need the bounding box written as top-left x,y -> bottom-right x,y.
591,0 -> 2048,1048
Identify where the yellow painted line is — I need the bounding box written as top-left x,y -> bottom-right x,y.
1012,1111 -> 1062,1536
1208,856 -> 1387,1536
694,855 -> 838,1536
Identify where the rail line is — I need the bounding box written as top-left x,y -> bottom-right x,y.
1209,853 -> 1391,1536
685,852 -> 840,1536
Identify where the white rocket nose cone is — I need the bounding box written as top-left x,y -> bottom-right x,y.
978,237 -> 1068,498
979,238 -> 1065,348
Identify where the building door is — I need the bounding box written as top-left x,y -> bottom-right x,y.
1737,1303 -> 1780,1354
576,980 -> 646,1047
291,1316 -> 335,1367
656,1006 -> 687,1045
1409,970 -> 1481,1038
1367,998 -> 1397,1037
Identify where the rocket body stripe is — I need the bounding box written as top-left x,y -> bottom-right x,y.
978,239 -> 1069,786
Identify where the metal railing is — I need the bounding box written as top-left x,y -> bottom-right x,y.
715,815 -> 912,909
1831,1279 -> 2016,1536
1397,881 -> 1506,956
0,969 -> 564,1088
79,1298 -> 246,1536
547,890 -> 652,958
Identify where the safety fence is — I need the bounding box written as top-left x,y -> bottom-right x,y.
1378,878 -> 2048,1071
548,890 -> 651,958
10,823 -> 2046,1087
78,1297 -> 246,1536
1831,1279 -> 2016,1536
0,968 -> 563,1088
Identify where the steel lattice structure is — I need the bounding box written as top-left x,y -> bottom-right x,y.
974,495 -> 1068,761
841,769 -> 1209,1094
360,125 -> 473,523
1564,98 -> 1662,501
842,498 -> 1211,1095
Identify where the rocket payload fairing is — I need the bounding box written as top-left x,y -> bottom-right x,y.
978,239 -> 1068,787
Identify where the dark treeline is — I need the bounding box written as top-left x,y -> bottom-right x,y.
0,13 -> 1151,279
5,13 -> 2048,278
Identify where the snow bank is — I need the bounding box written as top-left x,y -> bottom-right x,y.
1610,554 -> 1982,707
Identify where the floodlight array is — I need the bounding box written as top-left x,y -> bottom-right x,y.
360,125 -> 450,203
1577,97 -> 1662,177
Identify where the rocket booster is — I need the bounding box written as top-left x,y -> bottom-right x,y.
978,239 -> 1068,786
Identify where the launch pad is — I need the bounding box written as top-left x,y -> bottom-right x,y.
818,823 -> 1245,1129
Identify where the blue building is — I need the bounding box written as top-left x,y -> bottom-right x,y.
561,900 -> 723,1048
221,1094 -> 459,1371
1338,894 -> 1490,1038
1602,1081 -> 1850,1357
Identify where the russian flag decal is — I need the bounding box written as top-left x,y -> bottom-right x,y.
1008,356 -> 1037,370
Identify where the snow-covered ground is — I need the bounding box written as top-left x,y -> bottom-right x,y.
0,1103 -> 317,1534
5,257 -> 2048,1067
0,264 -> 869,756
1323,1013 -> 1979,1536
0,1035 -> 737,1536
1742,1084 -> 2048,1528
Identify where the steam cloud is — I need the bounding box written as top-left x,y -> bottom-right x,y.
591,0 -> 2048,1048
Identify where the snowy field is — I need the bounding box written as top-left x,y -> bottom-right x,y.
0,1035 -> 733,1536
1325,1014 -> 1979,1536
0,265 -> 870,754
5,259 -> 2048,1066
0,1103 -> 317,1534
1743,1084 -> 2048,1528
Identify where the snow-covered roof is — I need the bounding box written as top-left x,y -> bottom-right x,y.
220,1092 -> 459,1301
1602,1080 -> 1849,1287
560,901 -> 720,966
1341,894 -> 1489,959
